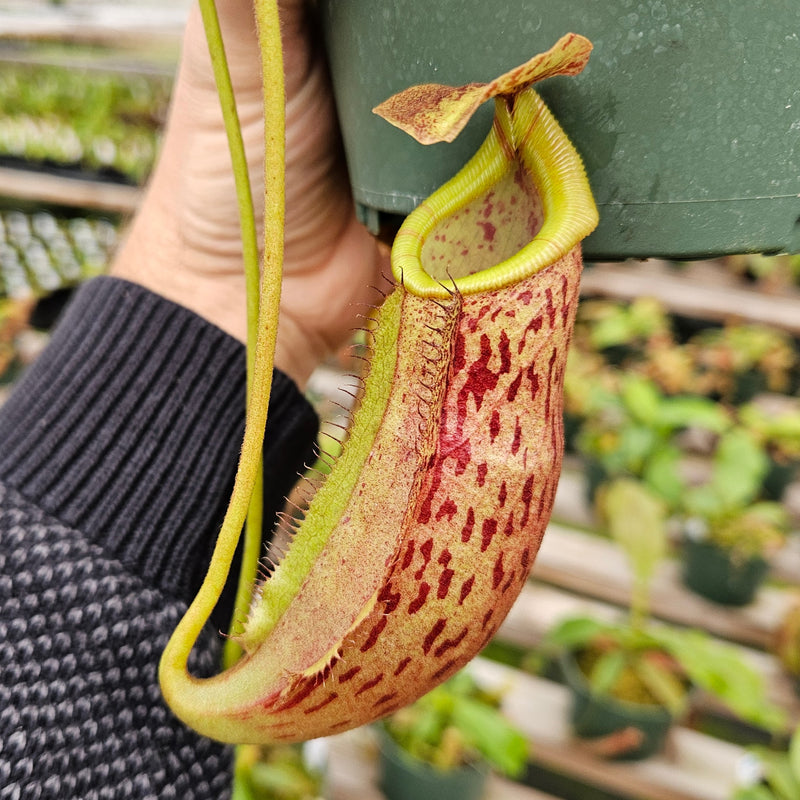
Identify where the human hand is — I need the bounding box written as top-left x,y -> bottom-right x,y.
112,0 -> 387,388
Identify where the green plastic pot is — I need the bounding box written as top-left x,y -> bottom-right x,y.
319,0 -> 800,260
682,539 -> 770,606
560,652 -> 675,761
377,729 -> 489,800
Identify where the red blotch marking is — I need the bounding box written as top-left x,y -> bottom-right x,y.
507,372 -> 523,402
356,673 -> 384,696
498,481 -> 507,507
438,568 -> 455,600
481,608 -> 494,630
423,618 -> 447,655
477,220 -> 496,242
394,657 -> 412,677
437,549 -> 455,599
434,626 -> 469,658
479,623 -> 498,651
504,511 -> 515,537
518,314 -> 544,355
511,418 -> 522,455
476,462 -> 488,487
545,288 -> 556,328
461,507 -> 475,542
540,472 -> 558,521
545,350 -> 558,421
521,547 -> 531,573
431,658 -> 460,682
498,330 -> 512,375
459,333 -> 500,415
452,328 -> 467,373
435,498 -> 458,522
416,468 -> 442,525
414,538 -> 434,580
501,571 -> 517,594
329,719 -> 352,731
374,693 -> 399,708
492,552 -> 505,589
481,518 -> 498,552
304,692 -> 338,714
401,540 -> 415,571
338,666 -> 362,684
277,678 -> 318,712
378,581 -> 401,614
561,274 -> 571,324
526,365 -> 540,400
519,474 -> 535,529
458,575 -> 475,605
408,582 -> 431,615
466,304 -> 492,333
360,616 -> 388,652
489,409 -> 501,442
517,289 -> 533,305
451,439 -> 472,476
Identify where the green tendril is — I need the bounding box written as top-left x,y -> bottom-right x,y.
160,0 -> 285,683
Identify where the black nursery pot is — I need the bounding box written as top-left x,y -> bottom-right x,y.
682,539 -> 769,606
560,652 -> 674,761
762,457 -> 798,502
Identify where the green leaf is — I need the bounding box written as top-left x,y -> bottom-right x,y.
588,650 -> 626,696
657,396 -> 731,434
542,616 -> 609,651
600,478 -> 667,589
622,376 -> 662,427
709,428 -> 768,510
789,725 -> 800,783
642,445 -> 685,508
764,760 -> 800,800
634,657 -> 688,717
732,787 -> 778,800
653,628 -> 785,732
452,697 -> 529,777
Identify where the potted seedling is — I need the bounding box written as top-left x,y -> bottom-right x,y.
732,725 -> 800,800
687,323 -> 798,404
562,348 -> 619,453
739,396 -> 800,501
576,373 -> 730,508
572,296 -> 672,367
377,669 -> 528,800
542,478 -> 784,760
680,427 -> 788,606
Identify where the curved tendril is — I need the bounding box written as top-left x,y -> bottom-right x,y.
196,0 -> 264,670
159,0 -> 285,685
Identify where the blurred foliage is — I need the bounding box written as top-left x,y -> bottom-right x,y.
382,670 -> 528,777
0,61 -> 171,182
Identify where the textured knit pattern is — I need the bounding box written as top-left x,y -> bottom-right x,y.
0,278 -> 320,798
0,484 -> 231,800
0,277 -> 319,607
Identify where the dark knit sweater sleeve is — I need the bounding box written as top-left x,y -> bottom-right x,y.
0,277 -> 319,799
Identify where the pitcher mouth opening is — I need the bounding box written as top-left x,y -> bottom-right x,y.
391,90 -> 598,298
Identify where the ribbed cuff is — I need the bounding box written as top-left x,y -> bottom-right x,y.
0,277 -> 319,605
